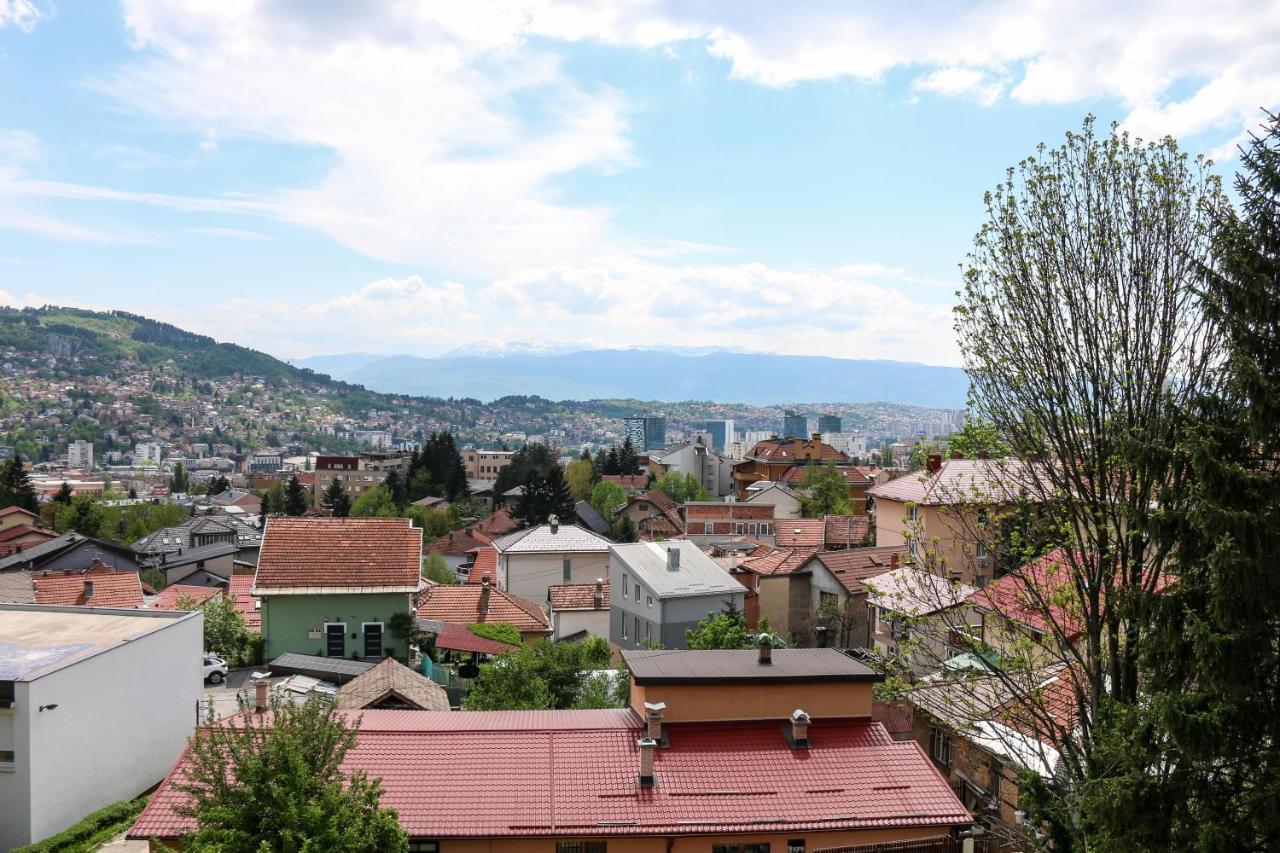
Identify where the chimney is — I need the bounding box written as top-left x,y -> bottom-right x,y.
644,701 -> 666,741
927,453 -> 943,473
666,545 -> 680,572
814,625 -> 828,648
790,709 -> 811,748
253,678 -> 269,712
549,515 -> 559,534
729,552 -> 738,570
637,736 -> 657,787
82,580 -> 94,602
890,552 -> 899,570
593,578 -> 604,609
948,568 -> 963,583
757,632 -> 773,665
479,576 -> 492,614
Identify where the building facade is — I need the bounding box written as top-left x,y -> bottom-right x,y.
463,448 -> 514,480
610,540 -> 745,649
66,439 -> 93,470
702,419 -> 734,453
624,415 -> 667,451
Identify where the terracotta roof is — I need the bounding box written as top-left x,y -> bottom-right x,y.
419,620 -> 520,654
129,712 -> 969,841
228,573 -> 260,631
744,437 -> 849,464
741,547 -> 817,577
334,657 -> 450,711
868,459 -> 1041,506
0,524 -> 58,543
465,546 -> 498,585
775,519 -> 825,548
683,503 -> 775,521
148,584 -> 220,610
624,648 -> 880,683
781,465 -> 880,486
602,473 -> 648,489
424,525 -> 493,557
33,564 -> 144,609
969,548 -> 1084,640
476,507 -> 520,536
0,506 -> 39,521
812,546 -> 909,595
417,584 -> 550,634
548,579 -> 609,612
255,517 -> 422,592
823,515 -> 872,548
631,490 -> 676,512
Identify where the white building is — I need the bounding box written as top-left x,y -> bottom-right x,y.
0,604 -> 204,850
66,440 -> 93,470
490,518 -> 612,604
133,442 -> 163,466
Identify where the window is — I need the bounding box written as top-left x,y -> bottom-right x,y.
647,595 -> 653,608
759,523 -> 770,535
633,615 -> 640,644
555,843 -> 606,853
890,617 -> 908,642
819,591 -> 838,611
869,606 -> 879,635
0,680 -> 13,708
735,522 -> 744,535
930,726 -> 951,768
907,504 -> 919,523
621,616 -> 628,640
747,522 -> 758,535
645,621 -> 653,643
408,843 -> 440,853
635,585 -> 640,603
622,574 -> 629,596
703,522 -> 714,534
989,757 -> 1004,806
787,842 -> 805,853
563,558 -> 572,582
0,749 -> 14,770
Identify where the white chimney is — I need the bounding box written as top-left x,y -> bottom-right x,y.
638,736 -> 657,787
644,701 -> 666,742
593,578 -> 604,609
757,632 -> 773,665
549,514 -> 559,534
666,545 -> 680,572
790,708 -> 811,748
479,576 -> 492,614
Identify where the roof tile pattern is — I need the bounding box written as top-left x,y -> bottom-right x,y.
868,459 -> 1040,506
814,547 -> 909,594
775,519 -> 825,548
130,713 -> 968,840
418,584 -> 550,633
148,584 -> 220,610
33,565 -> 144,608
334,657 -> 450,711
549,579 -> 609,611
228,573 -> 260,631
256,517 -> 421,591
465,546 -> 498,585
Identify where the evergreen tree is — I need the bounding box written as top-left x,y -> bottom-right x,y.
53,481 -> 74,505
608,512 -> 638,543
604,445 -> 620,476
592,447 -> 608,474
207,474 -> 231,496
0,458 -> 38,512
383,469 -> 407,510
283,475 -> 309,516
493,442 -> 559,497
545,464 -> 575,522
169,462 -> 189,494
322,479 -> 352,518
618,437 -> 640,475
798,462 -> 854,517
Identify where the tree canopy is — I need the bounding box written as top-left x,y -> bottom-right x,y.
652,471 -> 710,504
464,637 -> 626,710
797,462 -> 853,517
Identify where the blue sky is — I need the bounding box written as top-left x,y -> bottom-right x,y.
1,1 -> 1275,365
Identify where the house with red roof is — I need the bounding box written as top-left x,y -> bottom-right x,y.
548,577 -> 609,641
731,434 -> 851,498
228,572 -> 260,632
130,647 -> 972,850
613,490 -> 684,540
416,578 -> 551,643
146,583 -> 221,611
254,517 -> 424,663
32,561 -> 145,609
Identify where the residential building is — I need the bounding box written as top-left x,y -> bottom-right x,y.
142,543 -> 238,588
795,547 -> 911,649
737,545 -> 842,646
782,410 -> 809,438
646,433 -> 735,497
133,442 -> 163,465
333,657 -> 450,711
702,418 -> 734,453
246,452 -> 282,472
613,490 -> 684,540
548,577 -> 609,641
610,540 -> 745,649
463,448 -> 514,480
623,414 -> 667,451
732,434 -> 850,498
0,532 -> 143,575
32,562 -> 145,609
490,519 -> 612,604
780,463 -> 886,513
0,508 -> 58,558
866,565 -> 979,672
867,457 -> 1043,586
743,480 -> 803,519
132,515 -> 262,563
0,604 -> 203,850
131,648 -> 972,850
818,413 -> 843,434
682,501 -> 776,545
254,517 -> 424,662
66,439 -> 93,470
416,578 -> 552,643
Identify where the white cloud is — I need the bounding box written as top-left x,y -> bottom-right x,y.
0,0 -> 43,32
186,226 -> 268,241
0,129 -> 40,164
913,67 -> 1006,106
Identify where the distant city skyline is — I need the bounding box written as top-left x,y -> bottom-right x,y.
1,2 -> 1272,365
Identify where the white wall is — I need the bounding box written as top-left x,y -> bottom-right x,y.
15,611 -> 203,848
505,552 -> 610,604
553,609 -> 610,641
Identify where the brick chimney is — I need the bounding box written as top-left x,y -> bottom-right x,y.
666,545 -> 680,572
253,678 -> 269,712
757,632 -> 773,665
644,701 -> 666,742
593,578 -> 604,609
926,453 -> 943,473
637,736 -> 657,787
890,552 -> 899,570
790,709 -> 811,748
479,576 -> 492,615
549,514 -> 559,534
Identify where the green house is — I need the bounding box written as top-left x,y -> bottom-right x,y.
254,516 -> 423,663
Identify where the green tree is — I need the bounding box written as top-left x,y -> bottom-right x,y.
493,442 -> 559,497
174,695 -> 408,852
406,505 -> 453,539
946,419 -> 1008,458
608,512 -> 638,543
797,462 -> 854,517
0,458 -> 38,512
588,480 -> 627,518
383,470 -> 407,510
207,474 -> 231,496
283,474 -> 309,516
617,437 -> 641,475
685,610 -> 773,650
652,471 -> 710,504
517,465 -> 574,528
565,457 -> 596,502
169,462 -> 189,494
177,594 -> 259,666
465,637 -> 619,710
350,484 -> 398,518
53,480 -> 74,504
322,478 -> 352,517
421,552 -> 455,585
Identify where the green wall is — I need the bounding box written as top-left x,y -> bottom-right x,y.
260,592 -> 412,662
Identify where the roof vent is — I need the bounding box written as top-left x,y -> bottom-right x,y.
666,545 -> 680,572
637,736 -> 657,787
790,709 -> 811,749
757,632 -> 773,665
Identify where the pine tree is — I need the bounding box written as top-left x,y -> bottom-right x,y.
283,475 -> 309,516
609,512 -> 638,543
169,462 -> 189,494
604,445 -> 620,475
618,438 -> 640,475
322,479 -> 351,518
545,464 -> 575,522
0,459 -> 39,512
207,474 -> 231,496
53,481 -> 74,505
383,470 -> 407,510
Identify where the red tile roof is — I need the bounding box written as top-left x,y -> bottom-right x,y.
775,519 -> 825,548
465,546 -> 498,585
256,517 -> 422,592
0,524 -> 58,543
742,547 -> 818,577
969,549 -> 1083,640
423,526 -> 493,557
812,547 -> 909,595
228,573 -> 260,632
745,437 -> 849,464
417,584 -> 550,634
781,465 -> 880,486
130,713 -> 970,841
476,507 -> 520,536
421,621 -> 520,655
602,473 -> 648,489
148,584 -> 221,610
0,506 -> 39,521
683,503 -> 775,521
548,579 -> 609,612
823,515 -> 872,548
33,564 -> 144,608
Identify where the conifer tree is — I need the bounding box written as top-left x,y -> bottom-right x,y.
0,459 -> 39,512
53,481 -> 74,505
322,478 -> 352,518
283,475 -> 309,516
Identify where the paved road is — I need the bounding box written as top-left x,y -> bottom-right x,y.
202,666 -> 260,720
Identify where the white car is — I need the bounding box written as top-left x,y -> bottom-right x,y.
203,653 -> 229,684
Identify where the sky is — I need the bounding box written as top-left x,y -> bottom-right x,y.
0,1 -> 1276,366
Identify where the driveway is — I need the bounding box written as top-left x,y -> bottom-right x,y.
201,666 -> 259,720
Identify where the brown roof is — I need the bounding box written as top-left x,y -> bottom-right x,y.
813,546 -> 910,595
417,584 -> 550,634
548,579 -> 609,612
476,507 -> 520,536
780,465 -> 881,486
602,474 -> 648,489
743,437 -> 849,464
33,564 -> 145,608
0,507 -> 39,521
148,584 -> 221,610
623,648 -> 880,684
868,459 -> 1042,506
775,519 -> 825,548
683,503 -> 775,521
466,546 -> 498,585
638,490 -> 676,512
0,524 -> 58,543
256,517 -> 422,592
424,525 -> 493,557
823,515 -> 872,548
334,657 -> 450,711
741,547 -> 817,577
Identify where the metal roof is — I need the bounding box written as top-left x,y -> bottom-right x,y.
622,647 -> 880,684
490,523 -> 612,554
610,540 -> 743,599
268,652 -> 375,680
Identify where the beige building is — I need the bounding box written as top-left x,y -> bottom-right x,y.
464,448 -> 514,480
490,518 -> 612,604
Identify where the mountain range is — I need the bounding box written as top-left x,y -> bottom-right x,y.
296,349 -> 969,408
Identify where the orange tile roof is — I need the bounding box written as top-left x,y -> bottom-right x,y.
256,517 -> 422,592
33,564 -> 144,608
418,584 -> 550,634
741,547 -> 818,577
424,525 -> 493,556
780,465 -> 880,486
813,546 -> 909,594
228,574 -> 260,631
775,519 -> 825,548
466,546 -> 498,585
548,579 -> 609,612
149,584 -> 221,610
744,437 -> 849,464
823,515 -> 872,548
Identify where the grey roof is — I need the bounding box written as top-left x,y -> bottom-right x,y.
133,515 -> 262,554
139,542 -> 239,570
269,652 -> 374,681
573,500 -> 610,535
491,523 -> 612,554
609,540 -> 743,599
623,647 -> 880,684
0,532 -> 138,572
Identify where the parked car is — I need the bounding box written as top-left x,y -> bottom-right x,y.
203,653 -> 228,684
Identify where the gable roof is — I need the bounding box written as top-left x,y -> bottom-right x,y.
573,500 -> 610,535
417,584 -> 551,634
868,459 -> 1040,506
741,547 -> 817,577
866,567 -> 976,616
811,546 -> 909,595
968,548 -> 1085,640
33,565 -> 145,609
0,523 -> 58,544
775,519 -> 825,548
548,579 -> 609,612
490,523 -> 612,554
255,517 -> 422,594
424,525 -> 493,557
129,711 -> 968,842
228,573 -> 260,632
465,546 -> 498,585
334,657 -> 450,711
742,436 -> 849,465
148,584 -> 220,610
780,465 -> 881,486
610,540 -> 743,599
417,619 -> 520,655
0,532 -> 139,572
0,506 -> 39,522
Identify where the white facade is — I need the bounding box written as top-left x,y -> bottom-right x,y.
134,442 -> 163,465
0,605 -> 203,850
66,440 -> 93,470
